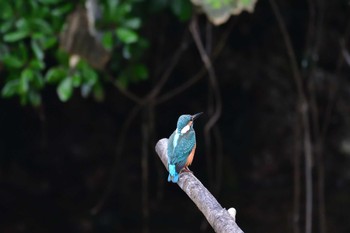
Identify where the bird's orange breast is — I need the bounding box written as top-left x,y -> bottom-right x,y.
186,144 -> 196,166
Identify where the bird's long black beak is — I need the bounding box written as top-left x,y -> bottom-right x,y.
192,112 -> 203,121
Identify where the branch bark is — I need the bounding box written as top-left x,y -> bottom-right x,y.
155,138 -> 244,233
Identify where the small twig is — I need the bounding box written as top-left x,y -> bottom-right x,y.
341,42 -> 350,66
293,113 -> 302,233
190,17 -> 223,187
205,21 -> 213,54
304,1 -> 326,230
156,67 -> 206,104
157,20 -> 236,105
146,33 -> 190,100
320,29 -> 350,142
269,0 -> 303,94
155,139 -> 244,233
105,30 -> 189,106
106,72 -> 143,104
190,18 -> 222,133
213,19 -> 236,58
300,101 -> 313,233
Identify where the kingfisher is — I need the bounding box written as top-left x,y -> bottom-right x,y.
167,112 -> 202,183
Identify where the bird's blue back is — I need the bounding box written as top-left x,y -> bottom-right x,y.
168,130 -> 196,169
167,128 -> 196,182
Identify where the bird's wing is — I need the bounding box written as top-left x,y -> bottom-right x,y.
167,130 -> 176,162
173,131 -> 196,171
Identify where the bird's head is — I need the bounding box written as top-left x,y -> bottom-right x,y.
176,112 -> 202,134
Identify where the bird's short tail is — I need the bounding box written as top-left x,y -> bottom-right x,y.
167,164 -> 179,183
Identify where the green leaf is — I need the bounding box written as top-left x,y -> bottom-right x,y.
37,0 -> 61,4
33,72 -> 45,89
0,44 -> 9,60
2,54 -> 24,68
55,50 -> 69,65
107,0 -> 120,11
0,20 -> 14,33
31,32 -> 45,40
45,67 -> 66,83
122,45 -> 132,59
18,42 -> 28,63
57,77 -> 73,102
102,31 -> 114,50
20,94 -> 28,105
116,75 -> 128,88
123,18 -> 141,29
190,0 -> 258,25
171,0 -> 193,21
19,78 -> 29,94
41,36 -> 57,49
30,18 -> 53,35
207,0 -> 221,9
72,73 -> 82,87
29,0 -> 39,11
29,90 -> 42,106
149,0 -> 168,12
19,95 -> 28,105
31,39 -> 44,60
1,79 -> 19,97
114,3 -> 131,20
52,3 -> 72,16
3,30 -> 29,42
93,82 -> 104,102
116,27 -> 138,44
19,69 -> 34,94
0,1 -> 13,19
22,68 -> 34,81
132,64 -> 148,80
15,18 -> 29,31
29,58 -> 45,70
78,61 -> 98,85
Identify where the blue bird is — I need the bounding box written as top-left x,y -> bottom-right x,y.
167,112 -> 202,183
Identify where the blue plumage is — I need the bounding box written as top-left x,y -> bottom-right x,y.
167,113 -> 202,183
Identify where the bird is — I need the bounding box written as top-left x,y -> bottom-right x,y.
167,112 -> 202,183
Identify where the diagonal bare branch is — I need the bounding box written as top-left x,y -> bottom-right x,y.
155,138 -> 244,233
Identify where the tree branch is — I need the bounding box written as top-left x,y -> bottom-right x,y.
156,19 -> 236,105
190,17 -> 222,188
155,138 -> 244,233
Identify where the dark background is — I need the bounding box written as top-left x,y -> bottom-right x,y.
1,0 -> 350,232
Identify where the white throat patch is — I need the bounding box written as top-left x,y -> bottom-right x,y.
173,125 -> 190,149
181,125 -> 190,134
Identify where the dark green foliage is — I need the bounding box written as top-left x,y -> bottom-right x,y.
170,0 -> 193,21
0,0 -> 192,106
0,0 -> 73,106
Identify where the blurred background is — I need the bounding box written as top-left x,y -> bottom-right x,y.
1,0 -> 350,232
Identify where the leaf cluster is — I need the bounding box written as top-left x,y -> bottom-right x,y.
0,0 -> 255,106
0,0 -> 191,105
0,0 -> 73,105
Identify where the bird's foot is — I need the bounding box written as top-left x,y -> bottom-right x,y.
180,167 -> 193,173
